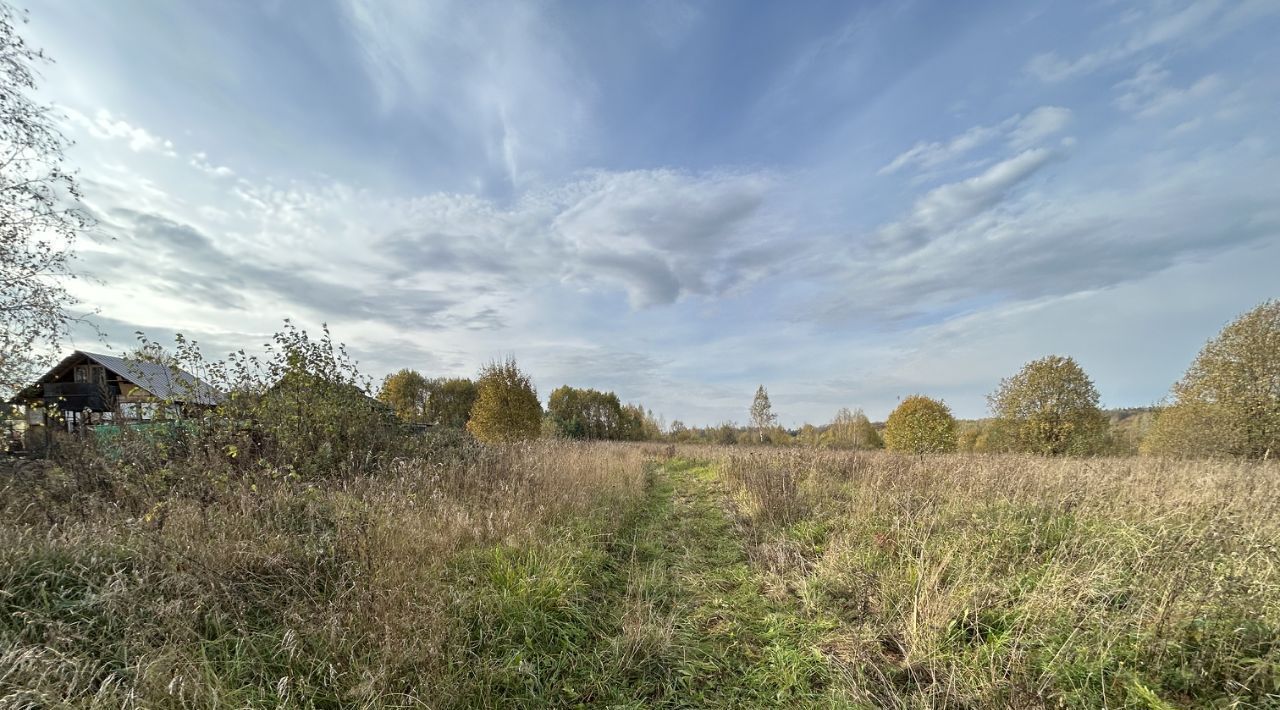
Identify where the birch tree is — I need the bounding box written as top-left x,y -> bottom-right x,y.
0,4 -> 93,393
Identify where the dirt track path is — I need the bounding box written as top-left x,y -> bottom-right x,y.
588,458 -> 855,708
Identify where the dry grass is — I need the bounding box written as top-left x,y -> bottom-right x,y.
717,447 -> 1280,708
0,441 -> 652,708
4,441 -> 1278,707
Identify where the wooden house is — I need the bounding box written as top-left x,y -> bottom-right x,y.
7,351 -> 220,432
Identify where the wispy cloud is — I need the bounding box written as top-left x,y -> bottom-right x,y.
1114,63 -> 1223,118
880,107 -> 1070,176
879,123 -> 1005,176
828,140 -> 1280,325
1008,107 -> 1072,149
63,108 -> 177,156
875,148 -> 1056,251
1025,1 -> 1279,83
339,0 -> 590,190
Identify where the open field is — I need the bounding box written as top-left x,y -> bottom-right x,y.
716,448 -> 1280,708
3,2 -> 1279,707
2,443 -> 1278,708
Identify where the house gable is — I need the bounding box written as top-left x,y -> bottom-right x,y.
8,351 -> 220,413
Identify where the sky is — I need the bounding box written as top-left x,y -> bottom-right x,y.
19,0 -> 1280,426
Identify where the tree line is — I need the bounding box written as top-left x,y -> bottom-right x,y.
375,358 -> 662,444
825,300 -> 1276,459
371,298 -> 1277,459
656,299 -> 1278,460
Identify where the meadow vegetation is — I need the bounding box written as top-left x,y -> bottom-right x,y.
0,439 -> 652,707
5,436 -> 1278,707
719,448 -> 1280,708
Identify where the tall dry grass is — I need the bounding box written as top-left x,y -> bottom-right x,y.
718,448 -> 1280,708
0,441 -> 651,707
5,439 -> 1277,707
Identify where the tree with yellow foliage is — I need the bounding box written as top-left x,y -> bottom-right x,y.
466,357 -> 542,443
883,395 -> 957,453
377,369 -> 430,421
988,355 -> 1108,456
1143,300 -> 1279,459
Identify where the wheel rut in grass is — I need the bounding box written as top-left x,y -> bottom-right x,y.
594,458 -> 854,707
449,458 -> 854,708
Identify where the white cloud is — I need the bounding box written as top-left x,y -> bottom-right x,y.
875,148 -> 1055,250
374,169 -> 780,309
190,152 -> 235,178
1115,63 -> 1223,117
879,123 -> 1005,175
77,147 -> 783,349
552,170 -> 775,305
1008,106 -> 1072,149
64,108 -> 177,156
880,107 -> 1070,176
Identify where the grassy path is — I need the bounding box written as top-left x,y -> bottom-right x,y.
611,458 -> 855,708
450,458 -> 857,708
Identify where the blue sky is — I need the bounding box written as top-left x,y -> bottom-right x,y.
23,0 -> 1280,426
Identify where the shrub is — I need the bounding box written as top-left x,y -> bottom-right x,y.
234,325 -> 400,477
883,395 -> 957,453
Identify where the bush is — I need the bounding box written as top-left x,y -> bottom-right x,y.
227,324 -> 402,478
883,395 -> 957,453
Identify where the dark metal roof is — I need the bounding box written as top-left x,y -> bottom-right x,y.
83,351 -> 221,405
11,351 -> 221,406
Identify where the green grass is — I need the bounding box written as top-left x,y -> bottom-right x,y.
4,445 -> 1277,707
719,449 -> 1280,709
440,458 -> 859,707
